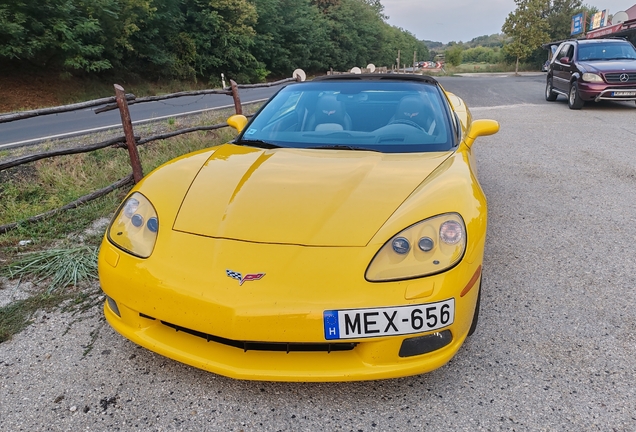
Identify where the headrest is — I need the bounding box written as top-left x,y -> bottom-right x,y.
394,96 -> 432,128
314,95 -> 346,124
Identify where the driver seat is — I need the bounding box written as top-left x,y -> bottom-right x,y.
305,95 -> 352,131
390,96 -> 434,132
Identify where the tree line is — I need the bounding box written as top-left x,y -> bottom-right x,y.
0,0 -> 429,83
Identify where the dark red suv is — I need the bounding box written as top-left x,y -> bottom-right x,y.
545,38 -> 636,109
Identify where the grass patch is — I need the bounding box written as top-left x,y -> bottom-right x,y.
0,293 -> 68,343
3,246 -> 98,293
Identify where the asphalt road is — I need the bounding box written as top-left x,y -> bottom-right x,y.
2,75 -> 636,431
0,86 -> 280,149
0,72 -> 579,149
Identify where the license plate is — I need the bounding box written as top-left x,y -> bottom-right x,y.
612,91 -> 636,96
323,299 -> 455,340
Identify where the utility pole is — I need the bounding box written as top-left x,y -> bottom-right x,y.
413,51 -> 417,74
397,50 -> 401,74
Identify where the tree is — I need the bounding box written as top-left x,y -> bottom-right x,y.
445,45 -> 463,66
250,0 -> 330,75
179,0 -> 262,82
544,0 -> 583,41
0,0 -> 114,72
502,0 -> 550,74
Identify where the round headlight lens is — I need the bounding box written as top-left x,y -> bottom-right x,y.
392,237 -> 411,254
147,217 -> 159,233
440,220 -> 463,245
418,237 -> 434,251
131,214 -> 144,228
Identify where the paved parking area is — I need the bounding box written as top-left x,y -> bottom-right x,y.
1,77 -> 635,431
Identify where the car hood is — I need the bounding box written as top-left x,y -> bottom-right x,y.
172,144 -> 453,246
578,59 -> 636,73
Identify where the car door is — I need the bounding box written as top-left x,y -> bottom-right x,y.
553,43 -> 575,92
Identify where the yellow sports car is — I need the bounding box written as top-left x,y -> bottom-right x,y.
98,74 -> 499,381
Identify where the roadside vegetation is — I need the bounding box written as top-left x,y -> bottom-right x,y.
0,0 -> 427,86
0,106 -> 253,342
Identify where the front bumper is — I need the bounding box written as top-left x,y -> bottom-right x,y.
98,230 -> 483,381
577,82 -> 636,102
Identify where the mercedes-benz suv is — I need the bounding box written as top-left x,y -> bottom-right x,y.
545,38 -> 636,109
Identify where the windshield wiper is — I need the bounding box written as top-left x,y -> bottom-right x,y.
312,145 -> 379,152
236,139 -> 282,149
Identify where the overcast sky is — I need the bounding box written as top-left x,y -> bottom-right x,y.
381,0 -> 635,43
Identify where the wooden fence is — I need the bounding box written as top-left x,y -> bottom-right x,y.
0,77 -> 297,234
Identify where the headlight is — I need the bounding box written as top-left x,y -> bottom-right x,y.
107,192 -> 159,258
366,213 -> 466,282
582,73 -> 603,83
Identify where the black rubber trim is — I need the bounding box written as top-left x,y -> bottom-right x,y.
141,314 -> 357,353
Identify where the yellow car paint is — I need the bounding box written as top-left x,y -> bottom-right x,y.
98,82 -> 499,382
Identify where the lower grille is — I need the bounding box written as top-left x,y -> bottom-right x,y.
141,313 -> 357,353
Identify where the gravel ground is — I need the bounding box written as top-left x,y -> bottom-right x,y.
1,87 -> 636,431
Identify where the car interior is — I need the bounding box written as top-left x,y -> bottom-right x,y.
240,81 -> 454,153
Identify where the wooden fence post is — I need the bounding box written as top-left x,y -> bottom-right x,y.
230,80 -> 243,115
114,84 -> 144,183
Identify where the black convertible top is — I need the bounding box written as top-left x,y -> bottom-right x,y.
312,73 -> 440,85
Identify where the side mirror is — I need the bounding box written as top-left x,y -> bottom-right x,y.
227,114 -> 248,133
464,119 -> 499,148
560,57 -> 570,64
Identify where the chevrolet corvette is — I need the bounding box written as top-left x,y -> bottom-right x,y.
98,74 -> 499,381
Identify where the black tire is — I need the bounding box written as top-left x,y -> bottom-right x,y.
545,77 -> 557,101
568,82 -> 584,110
467,277 -> 481,337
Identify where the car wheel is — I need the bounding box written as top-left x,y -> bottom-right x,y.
568,82 -> 584,110
467,277 -> 481,337
545,78 -> 557,101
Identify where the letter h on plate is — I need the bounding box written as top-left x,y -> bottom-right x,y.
323,311 -> 341,340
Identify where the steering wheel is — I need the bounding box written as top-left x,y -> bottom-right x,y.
387,118 -> 426,131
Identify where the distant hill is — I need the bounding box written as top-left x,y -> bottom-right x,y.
423,40 -> 444,49
422,34 -> 506,50
464,34 -> 506,48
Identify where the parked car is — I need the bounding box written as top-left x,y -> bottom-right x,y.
545,38 -> 636,109
98,74 -> 499,381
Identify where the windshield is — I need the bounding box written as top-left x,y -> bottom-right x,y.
578,42 -> 636,61
237,80 -> 455,153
